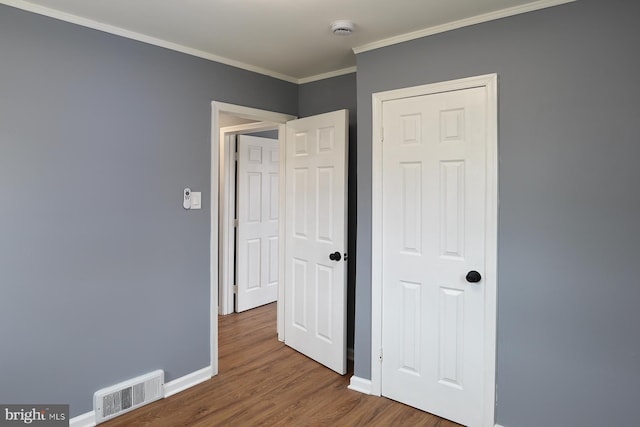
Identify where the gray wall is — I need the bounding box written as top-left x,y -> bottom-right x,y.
0,4 -> 296,417
354,0 -> 640,426
299,73 -> 357,351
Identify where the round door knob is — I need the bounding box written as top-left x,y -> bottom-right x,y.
466,270 -> 482,283
329,251 -> 342,261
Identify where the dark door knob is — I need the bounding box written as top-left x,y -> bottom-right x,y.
329,251 -> 342,261
466,270 -> 482,283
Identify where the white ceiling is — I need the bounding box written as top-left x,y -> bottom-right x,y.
3,0 -> 573,83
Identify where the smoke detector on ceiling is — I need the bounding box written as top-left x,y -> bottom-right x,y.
331,20 -> 355,36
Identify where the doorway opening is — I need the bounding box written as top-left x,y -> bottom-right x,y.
210,102 -> 295,375
211,102 -> 350,378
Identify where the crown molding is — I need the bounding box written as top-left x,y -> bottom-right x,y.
2,0 -> 576,84
0,0 -> 300,83
353,0 -> 576,54
298,66 -> 357,85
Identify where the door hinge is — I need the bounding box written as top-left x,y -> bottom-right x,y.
234,218 -> 239,227
234,151 -> 238,161
379,348 -> 383,362
233,284 -> 238,294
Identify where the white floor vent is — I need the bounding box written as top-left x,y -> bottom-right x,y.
94,370 -> 164,424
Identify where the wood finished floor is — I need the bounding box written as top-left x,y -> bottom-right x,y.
104,303 -> 461,426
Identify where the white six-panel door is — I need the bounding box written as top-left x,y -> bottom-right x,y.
284,110 -> 348,375
236,135 -> 280,312
381,87 -> 488,426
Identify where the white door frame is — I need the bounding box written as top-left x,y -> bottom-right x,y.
210,101 -> 296,374
370,74 -> 498,426
219,122 -> 281,316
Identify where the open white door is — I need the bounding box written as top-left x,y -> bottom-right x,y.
284,110 -> 348,375
236,135 -> 279,312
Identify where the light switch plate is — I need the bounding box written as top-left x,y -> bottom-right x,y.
190,192 -> 202,209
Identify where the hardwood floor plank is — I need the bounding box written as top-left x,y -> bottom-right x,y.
103,303 -> 461,426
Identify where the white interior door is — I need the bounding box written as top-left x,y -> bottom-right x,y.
284,110 -> 348,375
381,87 -> 488,426
236,135 -> 279,312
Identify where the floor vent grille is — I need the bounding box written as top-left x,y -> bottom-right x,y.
94,370 -> 164,424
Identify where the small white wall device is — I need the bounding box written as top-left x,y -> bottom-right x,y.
183,188 -> 191,209
183,188 -> 202,210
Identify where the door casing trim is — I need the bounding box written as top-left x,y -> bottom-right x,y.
370,74 -> 498,426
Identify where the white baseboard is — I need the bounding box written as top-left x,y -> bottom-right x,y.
347,375 -> 373,394
164,366 -> 213,398
69,411 -> 96,427
495,424 -> 505,427
69,366 -> 213,427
